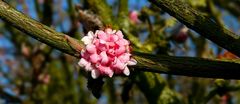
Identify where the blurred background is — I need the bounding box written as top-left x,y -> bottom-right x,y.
0,0 -> 240,104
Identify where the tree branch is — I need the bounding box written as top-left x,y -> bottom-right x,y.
133,52 -> 240,79
1,1 -> 240,79
148,0 -> 240,57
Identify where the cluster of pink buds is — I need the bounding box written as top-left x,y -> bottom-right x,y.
129,10 -> 140,24
38,73 -> 50,84
78,28 -> 137,79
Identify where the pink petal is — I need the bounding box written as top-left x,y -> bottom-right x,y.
122,39 -> 130,45
85,63 -> 94,71
108,42 -> 115,47
90,53 -> 100,63
116,30 -> 123,39
116,39 -> 129,46
87,31 -> 95,38
91,70 -> 100,79
81,50 -> 90,60
81,31 -> 95,45
112,58 -> 125,70
99,39 -> 106,44
108,56 -> 115,63
115,46 -> 126,55
86,44 -> 96,54
118,53 -> 131,63
100,51 -> 109,64
123,67 -> 130,76
129,11 -> 139,24
112,30 -> 116,34
93,38 -> 99,46
94,30 -> 99,36
127,58 -> 137,66
81,36 -> 92,45
107,49 -> 115,56
78,58 -> 89,67
98,65 -> 114,77
43,74 -> 50,84
109,35 -> 118,42
105,68 -> 114,77
98,43 -> 108,51
98,30 -> 109,41
105,28 -> 113,34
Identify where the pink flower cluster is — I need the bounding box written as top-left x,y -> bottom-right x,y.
129,10 -> 140,24
78,28 -> 137,79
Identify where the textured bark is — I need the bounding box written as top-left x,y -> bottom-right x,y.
133,52 -> 240,79
149,0 -> 240,57
1,1 -> 240,79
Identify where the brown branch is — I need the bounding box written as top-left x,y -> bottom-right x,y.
133,52 -> 240,79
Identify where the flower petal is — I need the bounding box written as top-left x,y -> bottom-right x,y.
86,44 -> 96,53
85,63 -> 94,71
112,58 -> 125,70
112,30 -> 116,34
100,51 -> 109,64
115,46 -> 126,55
127,58 -> 137,66
78,58 -> 89,67
122,39 -> 130,45
99,39 -> 106,44
98,30 -> 109,41
98,43 -> 108,51
104,67 -> 114,77
81,36 -> 92,45
109,35 -> 118,42
123,67 -> 130,76
87,31 -> 95,38
116,30 -> 123,39
105,28 -> 113,34
118,53 -> 131,63
108,42 -> 115,47
107,70 -> 114,77
91,70 -> 100,79
94,30 -> 99,36
90,53 -> 100,63
98,65 -> 113,77
81,50 -> 90,60
107,49 -> 115,56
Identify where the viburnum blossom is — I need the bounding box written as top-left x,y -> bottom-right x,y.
129,10 -> 140,24
78,28 -> 137,79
